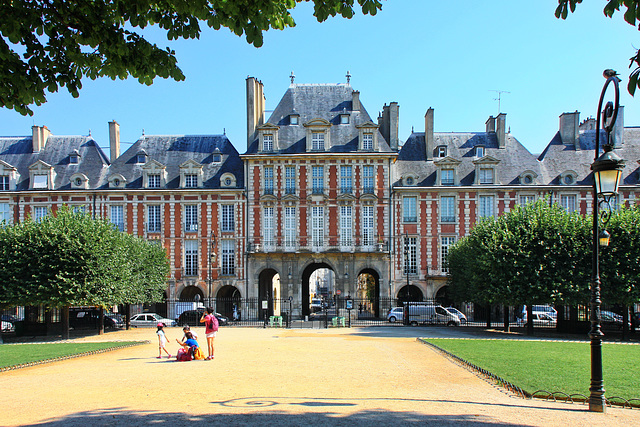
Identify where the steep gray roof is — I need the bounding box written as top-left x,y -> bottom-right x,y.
109,134 -> 243,189
537,128 -> 640,186
0,134 -> 109,190
246,83 -> 392,154
395,131 -> 542,187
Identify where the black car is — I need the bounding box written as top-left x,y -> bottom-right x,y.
69,309 -> 124,329
177,309 -> 228,327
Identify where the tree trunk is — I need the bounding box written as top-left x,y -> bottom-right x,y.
99,307 -> 104,335
503,305 -> 510,332
526,304 -> 534,336
61,306 -> 69,340
486,304 -> 491,329
125,304 -> 131,330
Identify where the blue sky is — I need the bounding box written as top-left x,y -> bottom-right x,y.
1,1 -> 638,156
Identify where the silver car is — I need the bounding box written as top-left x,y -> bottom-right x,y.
130,313 -> 176,328
445,307 -> 467,324
387,307 -> 404,323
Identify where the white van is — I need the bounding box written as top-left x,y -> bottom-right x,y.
405,304 -> 460,326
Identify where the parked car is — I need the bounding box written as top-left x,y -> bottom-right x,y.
177,308 -> 228,327
405,304 -> 461,326
105,313 -> 124,329
1,320 -> 14,332
310,298 -> 323,313
445,307 -> 467,324
521,305 -> 557,319
130,313 -> 176,328
387,307 -> 404,323
600,310 -> 629,330
517,312 -> 557,326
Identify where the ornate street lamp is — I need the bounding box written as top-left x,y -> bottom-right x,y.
588,71 -> 625,413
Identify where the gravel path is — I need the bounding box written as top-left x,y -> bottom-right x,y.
1,326 -> 638,426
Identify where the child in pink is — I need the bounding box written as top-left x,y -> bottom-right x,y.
156,323 -> 171,359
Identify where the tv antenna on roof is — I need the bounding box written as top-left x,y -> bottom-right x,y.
489,90 -> 510,113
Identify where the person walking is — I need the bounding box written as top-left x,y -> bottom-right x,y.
200,307 -> 218,360
156,323 -> 171,359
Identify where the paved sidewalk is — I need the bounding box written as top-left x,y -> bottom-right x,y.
1,327 -> 638,426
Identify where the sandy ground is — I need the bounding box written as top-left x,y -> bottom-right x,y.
0,326 -> 638,426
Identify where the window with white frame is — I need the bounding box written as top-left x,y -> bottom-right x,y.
478,195 -> 494,218
264,166 -> 274,195
441,169 -> 454,185
148,174 -> 161,188
403,196 -> 417,223
33,174 -> 48,189
72,205 -> 85,214
285,166 -> 296,194
441,236 -> 456,272
222,205 -> 234,232
476,146 -> 485,157
284,206 -> 296,249
0,203 -> 11,224
263,134 -> 273,151
184,240 -> 198,276
519,195 -> 535,206
221,240 -> 235,275
441,196 -> 455,222
340,205 -> 353,247
340,166 -> 352,194
34,206 -> 47,223
312,132 -> 325,150
312,206 -> 324,249
561,195 -> 576,213
0,176 -> 9,191
362,205 -> 374,248
185,174 -> 198,188
403,236 -> 417,275
184,205 -> 198,232
362,133 -> 374,150
312,166 -> 324,194
479,168 -> 493,184
436,146 -> 447,157
110,205 -> 124,231
147,205 -> 161,232
263,207 -> 275,251
363,165 -> 374,193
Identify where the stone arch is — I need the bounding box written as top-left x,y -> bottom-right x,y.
434,285 -> 452,306
397,285 -> 424,306
216,285 -> 242,320
258,268 -> 280,318
301,261 -> 335,316
357,267 -> 381,317
179,285 -> 204,302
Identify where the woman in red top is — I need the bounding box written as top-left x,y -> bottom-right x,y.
199,307 -> 217,360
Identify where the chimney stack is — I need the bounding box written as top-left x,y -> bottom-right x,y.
246,77 -> 265,147
109,120 -> 120,161
379,102 -> 400,151
31,125 -> 50,152
425,108 -> 434,161
485,116 -> 496,133
496,113 -> 506,149
352,90 -> 360,111
559,111 -> 580,150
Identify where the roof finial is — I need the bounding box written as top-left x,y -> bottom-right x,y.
142,129 -> 145,137
290,71 -> 295,84
223,127 -> 226,135
88,129 -> 92,136
346,70 -> 351,84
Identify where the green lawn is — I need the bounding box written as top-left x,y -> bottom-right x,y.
0,341 -> 142,368
424,339 -> 640,400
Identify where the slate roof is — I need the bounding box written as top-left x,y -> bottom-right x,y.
109,134 -> 243,189
246,83 -> 392,154
395,131 -> 543,187
0,134 -> 109,190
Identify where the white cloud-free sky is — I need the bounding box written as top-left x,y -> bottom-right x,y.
1,1 -> 638,156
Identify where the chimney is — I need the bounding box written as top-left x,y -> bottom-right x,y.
425,108 -> 434,161
246,77 -> 265,147
31,125 -> 50,152
388,102 -> 399,151
352,90 -> 360,111
485,116 -> 496,133
496,113 -> 506,149
109,120 -> 120,161
559,111 -> 580,150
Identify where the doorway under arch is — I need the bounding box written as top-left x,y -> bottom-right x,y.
216,285 -> 241,320
180,285 -> 204,302
435,285 -> 452,307
397,285 -> 424,306
357,268 -> 381,317
301,262 -> 334,316
258,269 -> 280,318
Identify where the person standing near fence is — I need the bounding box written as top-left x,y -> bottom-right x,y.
200,307 -> 218,360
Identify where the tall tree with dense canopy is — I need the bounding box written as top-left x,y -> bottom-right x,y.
0,0 -> 383,115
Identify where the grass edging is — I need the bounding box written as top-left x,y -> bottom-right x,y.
0,340 -> 150,373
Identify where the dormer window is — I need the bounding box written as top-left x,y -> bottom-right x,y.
519,171 -> 538,185
148,174 -> 161,188
29,160 -> 54,190
108,173 -> 126,189
441,169 -> 454,185
436,146 -> 447,158
472,156 -> 500,185
362,133 -> 373,150
304,119 -> 332,152
560,170 -> 577,185
33,175 -> 48,188
136,152 -> 147,164
142,160 -> 166,189
179,159 -> 203,189
221,173 -> 236,188
340,113 -> 350,124
69,151 -> 80,164
290,114 -> 299,125
258,123 -> 280,153
312,132 -> 325,150
263,134 -> 273,151
356,122 -> 379,151
475,146 -> 485,157
435,157 -> 461,186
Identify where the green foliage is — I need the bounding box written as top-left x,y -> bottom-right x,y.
446,199 -> 591,306
0,0 -> 383,115
426,339 -> 639,399
555,0 -> 640,95
0,206 -> 169,308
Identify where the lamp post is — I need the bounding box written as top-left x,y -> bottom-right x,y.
588,72 -> 626,413
403,232 -> 410,325
208,232 -> 217,305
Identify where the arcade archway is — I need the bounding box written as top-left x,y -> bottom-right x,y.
301,262 -> 334,316
216,285 -> 241,320
397,285 -> 424,306
357,268 -> 381,317
258,269 -> 280,318
435,285 -> 452,307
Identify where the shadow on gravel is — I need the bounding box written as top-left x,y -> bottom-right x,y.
28,407 -> 534,426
